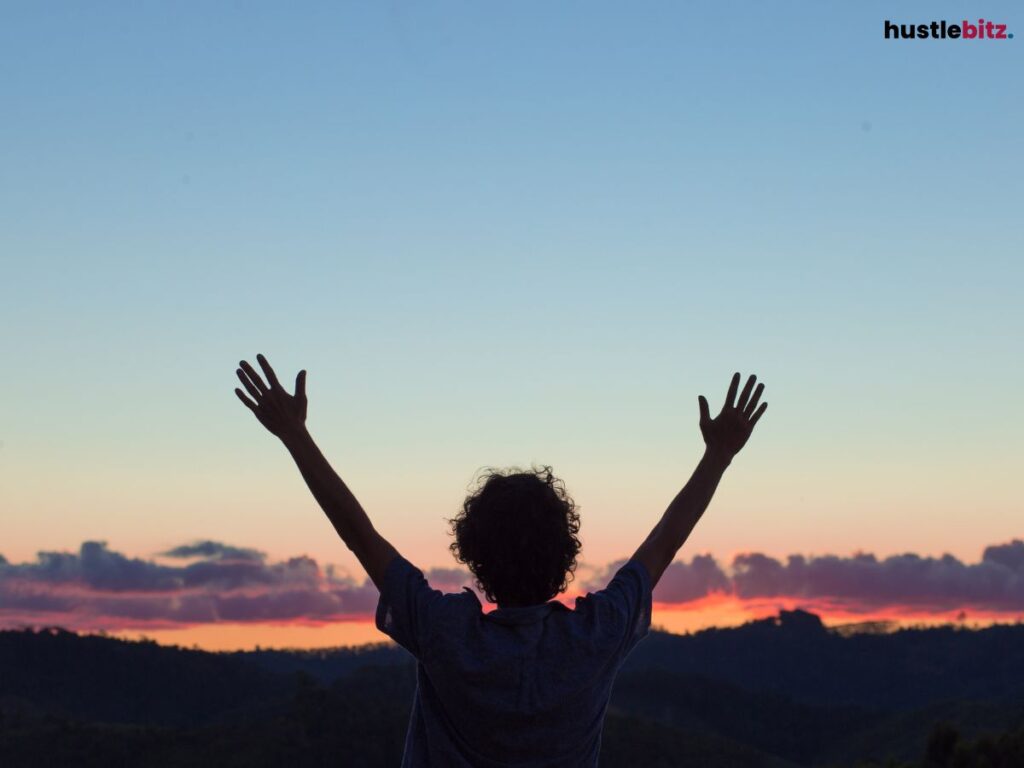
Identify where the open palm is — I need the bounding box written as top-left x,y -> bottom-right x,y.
234,353 -> 308,440
698,372 -> 767,458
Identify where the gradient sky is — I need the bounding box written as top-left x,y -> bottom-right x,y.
1,2 -> 1021,647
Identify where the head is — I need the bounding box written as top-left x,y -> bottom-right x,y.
447,465 -> 582,607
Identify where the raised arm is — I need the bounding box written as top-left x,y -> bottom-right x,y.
631,372 -> 767,589
234,354 -> 399,591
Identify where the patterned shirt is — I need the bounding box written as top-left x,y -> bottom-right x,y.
375,554 -> 653,767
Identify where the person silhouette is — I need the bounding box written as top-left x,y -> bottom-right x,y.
235,355 -> 767,767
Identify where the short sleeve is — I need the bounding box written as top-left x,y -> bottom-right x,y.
374,554 -> 444,658
575,558 -> 653,659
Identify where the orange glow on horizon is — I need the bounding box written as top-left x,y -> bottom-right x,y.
84,599 -> 1024,652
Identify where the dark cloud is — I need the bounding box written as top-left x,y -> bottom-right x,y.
424,566 -> 476,594
656,554 -> 732,603
731,541 -> 1024,612
2,539 -> 1023,632
3,541 -> 182,592
982,540 -> 1024,571
582,541 -> 1024,613
0,541 -> 386,630
161,541 -> 265,562
582,555 -> 731,604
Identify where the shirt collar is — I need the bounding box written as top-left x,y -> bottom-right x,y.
482,599 -> 569,626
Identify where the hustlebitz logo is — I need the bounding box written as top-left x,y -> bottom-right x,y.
884,19 -> 1013,40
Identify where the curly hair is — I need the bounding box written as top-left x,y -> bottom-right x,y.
447,465 -> 582,607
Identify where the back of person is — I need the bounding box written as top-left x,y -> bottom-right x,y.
376,553 -> 653,767
236,358 -> 765,766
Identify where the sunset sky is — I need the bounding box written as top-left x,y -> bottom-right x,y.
1,2 -> 1021,650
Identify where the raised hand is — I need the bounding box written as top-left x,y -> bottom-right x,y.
697,373 -> 767,460
234,353 -> 308,441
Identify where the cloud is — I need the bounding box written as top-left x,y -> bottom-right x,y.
2,539 -> 1024,632
160,541 -> 265,562
423,566 -> 477,594
583,555 -> 731,604
0,540 -> 424,631
582,540 -> 1024,614
3,541 -> 182,592
982,540 -> 1024,571
730,541 -> 1024,612
658,554 -> 732,602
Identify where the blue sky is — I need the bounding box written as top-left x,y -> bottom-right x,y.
1,2 -> 1020,583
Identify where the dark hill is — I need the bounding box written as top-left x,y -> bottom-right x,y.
2,611 -> 1024,767
625,610 -> 1024,709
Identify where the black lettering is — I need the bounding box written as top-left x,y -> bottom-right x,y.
949,24 -> 961,39
884,20 -> 899,39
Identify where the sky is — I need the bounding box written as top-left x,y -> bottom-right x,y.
1,2 -> 1021,649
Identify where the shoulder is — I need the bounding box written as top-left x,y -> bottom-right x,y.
618,558 -> 653,594
379,555 -> 479,607
575,558 -> 652,609
386,555 -> 483,613
572,558 -> 653,650
418,582 -> 483,660
436,584 -> 483,622
375,555 -> 481,658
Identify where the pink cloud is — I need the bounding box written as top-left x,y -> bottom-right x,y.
585,540 -> 1024,613
0,541 -> 390,630
2,538 -> 1024,632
